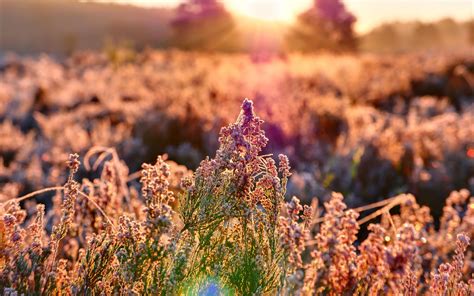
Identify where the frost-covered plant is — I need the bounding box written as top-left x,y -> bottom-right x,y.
175,99 -> 294,294
1,99 -> 473,295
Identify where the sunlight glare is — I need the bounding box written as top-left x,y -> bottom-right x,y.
228,0 -> 307,22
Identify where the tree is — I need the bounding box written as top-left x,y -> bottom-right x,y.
360,23 -> 401,53
286,0 -> 357,52
411,22 -> 441,49
170,0 -> 237,51
466,20 -> 474,45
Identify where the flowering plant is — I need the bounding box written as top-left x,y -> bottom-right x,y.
1,99 -> 472,295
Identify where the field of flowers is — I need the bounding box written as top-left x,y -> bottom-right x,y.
0,50 -> 473,294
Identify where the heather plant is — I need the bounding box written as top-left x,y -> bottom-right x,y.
1,50 -> 472,210
1,99 -> 473,295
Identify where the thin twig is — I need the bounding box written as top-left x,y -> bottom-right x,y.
127,171 -> 142,182
0,185 -> 116,231
305,195 -> 409,246
310,195 -> 400,226
77,191 -> 117,231
385,210 -> 397,237
357,195 -> 408,226
0,186 -> 63,206
352,196 -> 398,213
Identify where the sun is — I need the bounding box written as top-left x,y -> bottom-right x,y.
227,0 -> 303,22
84,0 -> 310,23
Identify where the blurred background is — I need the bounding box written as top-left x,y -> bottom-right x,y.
0,0 -> 473,219
0,0 -> 472,55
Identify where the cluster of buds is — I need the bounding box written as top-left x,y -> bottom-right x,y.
430,233 -> 471,294
51,154 -> 80,243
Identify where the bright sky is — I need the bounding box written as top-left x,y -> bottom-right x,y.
86,0 -> 473,33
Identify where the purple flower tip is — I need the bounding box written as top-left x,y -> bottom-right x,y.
242,98 -> 253,117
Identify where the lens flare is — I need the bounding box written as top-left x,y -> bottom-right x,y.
228,0 -> 308,22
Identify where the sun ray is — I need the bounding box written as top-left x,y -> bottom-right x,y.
228,0 -> 309,22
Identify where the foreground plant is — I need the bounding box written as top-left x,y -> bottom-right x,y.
1,99 -> 473,295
